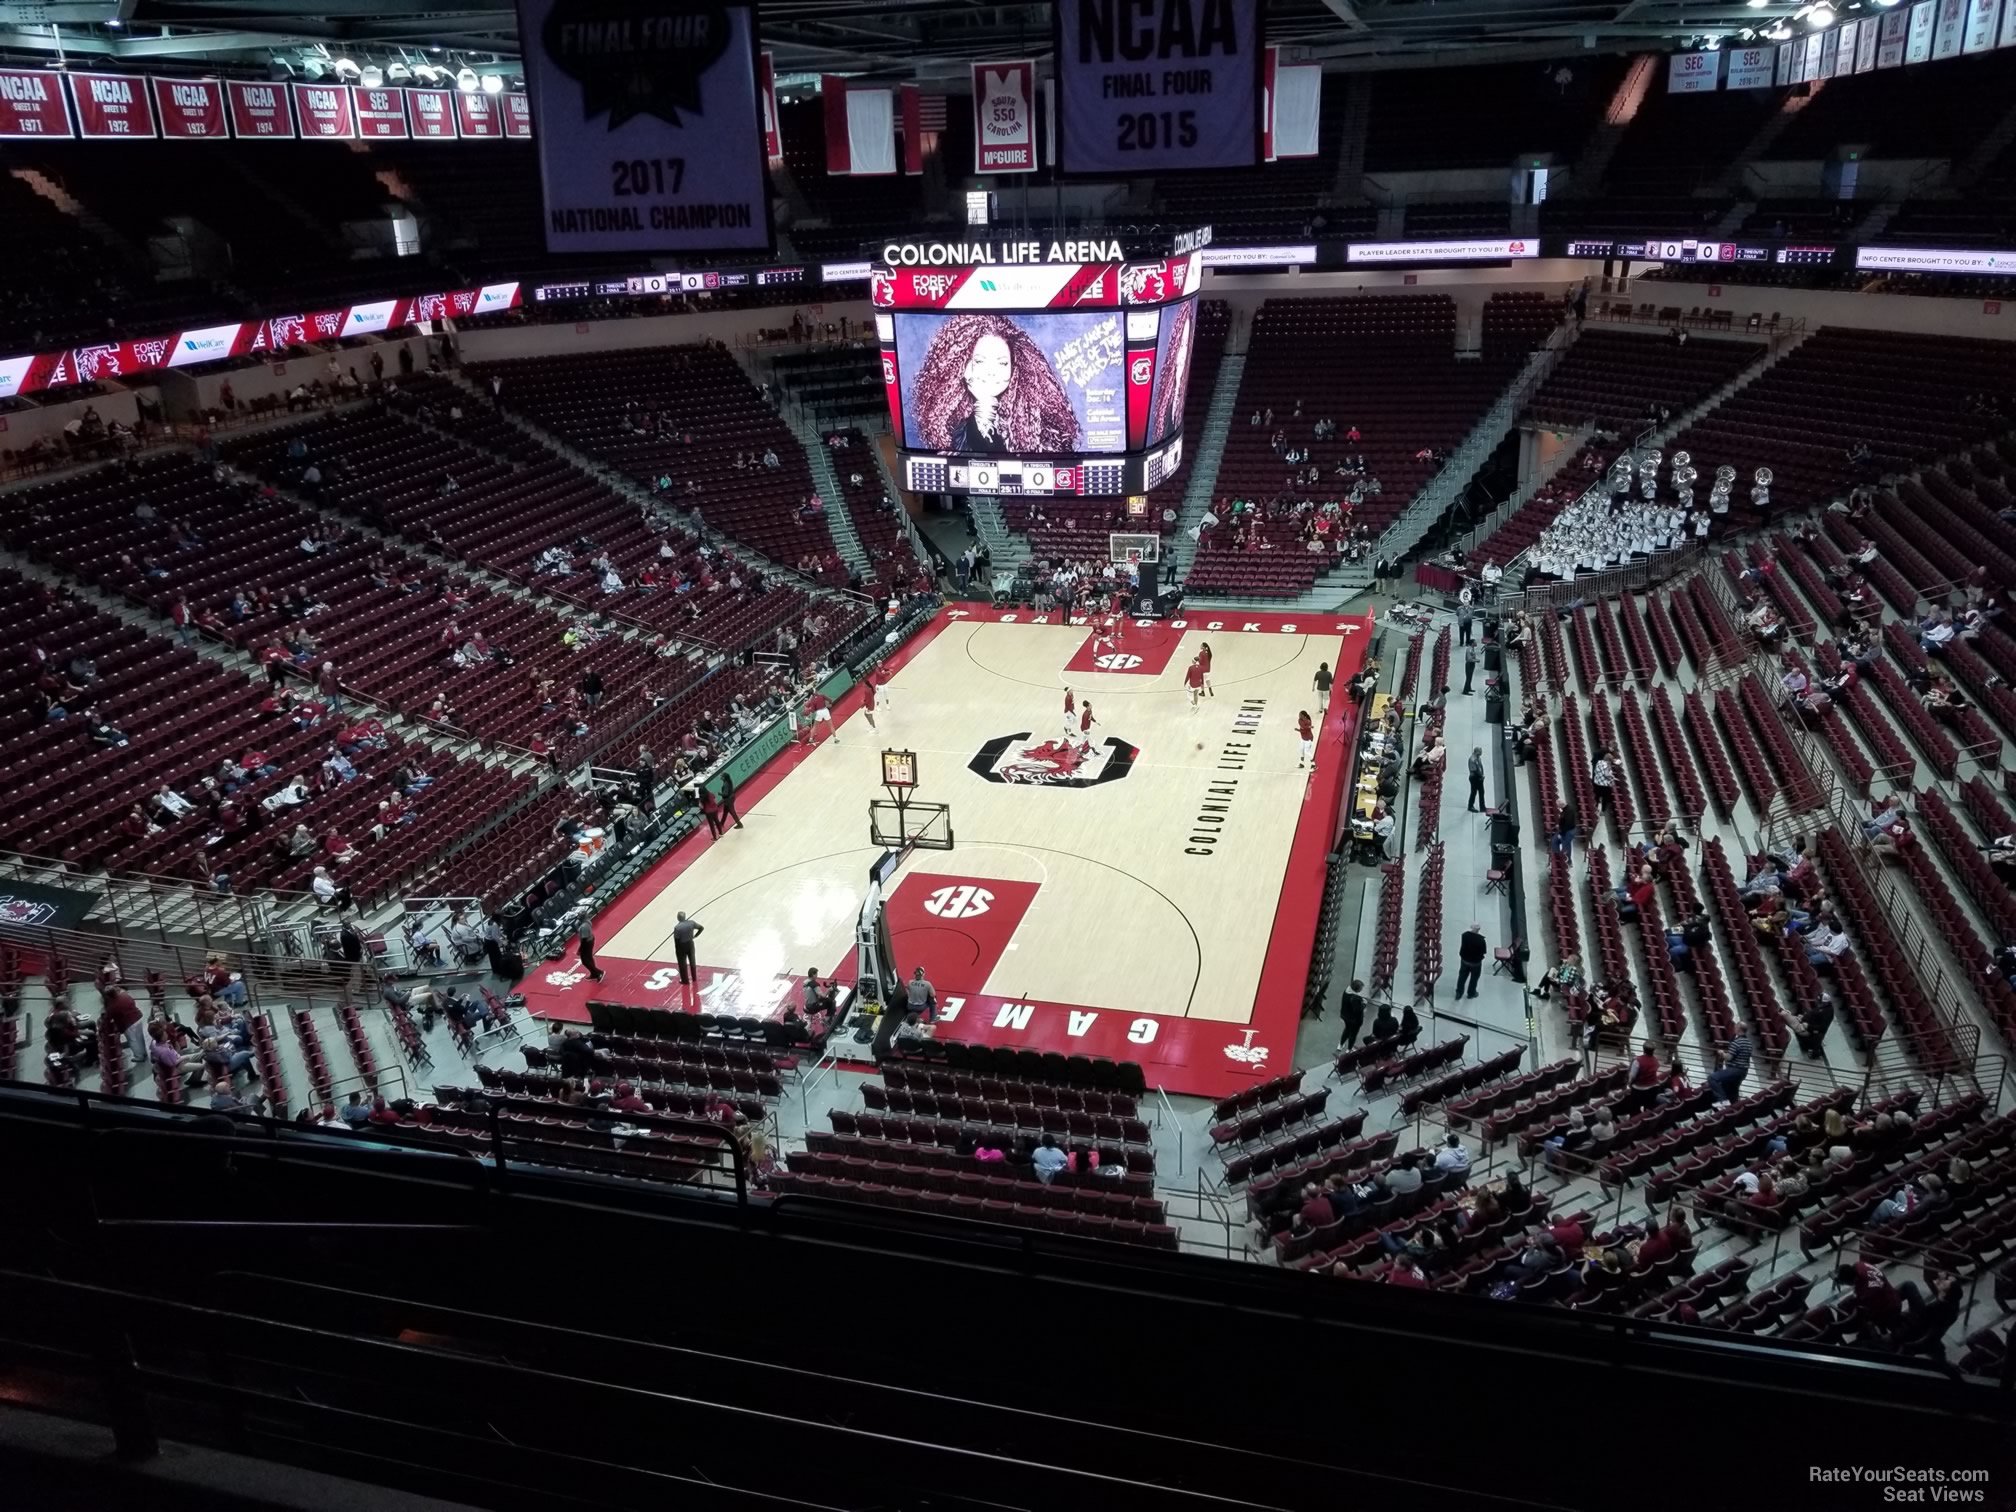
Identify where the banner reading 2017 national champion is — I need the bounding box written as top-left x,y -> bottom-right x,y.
1052,0 -> 1264,174
516,0 -> 771,254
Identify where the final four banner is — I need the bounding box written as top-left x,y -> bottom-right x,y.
972,59 -> 1036,173
1051,0 -> 1264,174
516,0 -> 773,254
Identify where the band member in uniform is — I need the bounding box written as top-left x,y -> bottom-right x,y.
1297,710 -> 1315,771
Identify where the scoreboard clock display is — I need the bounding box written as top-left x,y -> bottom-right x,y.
881,749 -> 919,790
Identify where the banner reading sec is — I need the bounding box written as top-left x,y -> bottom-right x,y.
1052,0 -> 1265,175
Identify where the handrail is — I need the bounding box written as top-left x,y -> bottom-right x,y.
1154,1083 -> 1184,1178
1488,539 -> 1708,613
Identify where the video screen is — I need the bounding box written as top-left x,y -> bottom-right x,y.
1146,296 -> 1198,448
893,309 -> 1126,456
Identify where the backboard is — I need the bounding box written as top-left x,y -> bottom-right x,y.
1108,531 -> 1160,565
870,798 -> 953,851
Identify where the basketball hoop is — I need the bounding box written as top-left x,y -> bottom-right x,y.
1107,531 -> 1160,566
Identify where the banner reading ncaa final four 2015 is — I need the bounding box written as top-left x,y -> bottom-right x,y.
1052,0 -> 1264,174
516,0 -> 772,254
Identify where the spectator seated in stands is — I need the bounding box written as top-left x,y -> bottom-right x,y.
1869,1173 -> 1943,1227
1379,1153 -> 1425,1195
1531,951 -> 1582,1001
1861,795 -> 1910,851
1614,864 -> 1655,924
1801,916 -> 1852,973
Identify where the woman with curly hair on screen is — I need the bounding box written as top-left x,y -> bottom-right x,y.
910,313 -> 1081,455
1149,299 -> 1195,445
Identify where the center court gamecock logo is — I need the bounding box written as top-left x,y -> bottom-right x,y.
0,896 -> 56,926
969,733 -> 1138,789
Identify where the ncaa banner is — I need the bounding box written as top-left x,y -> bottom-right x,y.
1052,0 -> 1264,174
0,69 -> 72,137
972,60 -> 1036,173
152,78 -> 228,138
70,72 -> 157,138
517,0 -> 772,254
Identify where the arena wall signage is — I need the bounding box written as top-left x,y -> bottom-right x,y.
1347,238 -> 1538,264
0,281 -> 522,403
1854,246 -> 2016,274
516,0 -> 772,253
1052,0 -> 1265,174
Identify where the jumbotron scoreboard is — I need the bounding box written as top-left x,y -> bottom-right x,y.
874,227 -> 1208,498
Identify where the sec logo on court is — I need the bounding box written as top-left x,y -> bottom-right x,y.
924,884 -> 993,919
1092,653 -> 1143,670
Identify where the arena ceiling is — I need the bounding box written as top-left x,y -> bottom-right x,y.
0,0 -> 1837,82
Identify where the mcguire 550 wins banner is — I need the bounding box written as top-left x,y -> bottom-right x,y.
1052,0 -> 1264,174
516,0 -> 772,254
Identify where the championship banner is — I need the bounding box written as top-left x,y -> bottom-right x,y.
354,86 -> 411,139
516,0 -> 772,253
972,59 -> 1036,173
1932,0 -> 1968,57
502,92 -> 535,138
228,80 -> 294,137
408,86 -> 458,138
1906,0 -> 1937,63
1877,8 -> 1911,65
152,78 -> 228,138
1856,16 -> 1882,70
1962,0 -> 2003,51
1052,0 -> 1263,173
0,69 -> 72,138
70,72 -> 157,138
760,51 -> 782,161
291,82 -> 356,138
1724,46 -> 1777,89
455,90 -> 504,138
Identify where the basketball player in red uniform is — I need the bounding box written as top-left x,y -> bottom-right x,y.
861,677 -> 880,732
1297,710 -> 1316,771
1078,700 -> 1099,752
1062,686 -> 1077,739
1197,640 -> 1215,698
1183,655 -> 1205,710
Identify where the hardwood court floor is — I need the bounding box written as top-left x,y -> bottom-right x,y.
523,608 -> 1370,1096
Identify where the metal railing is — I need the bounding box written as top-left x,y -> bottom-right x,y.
1489,539 -> 1709,613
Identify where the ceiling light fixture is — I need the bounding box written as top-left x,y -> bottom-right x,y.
1808,3 -> 1835,25
455,66 -> 480,92
480,73 -> 503,94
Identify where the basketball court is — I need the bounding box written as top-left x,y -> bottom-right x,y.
519,605 -> 1371,1098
